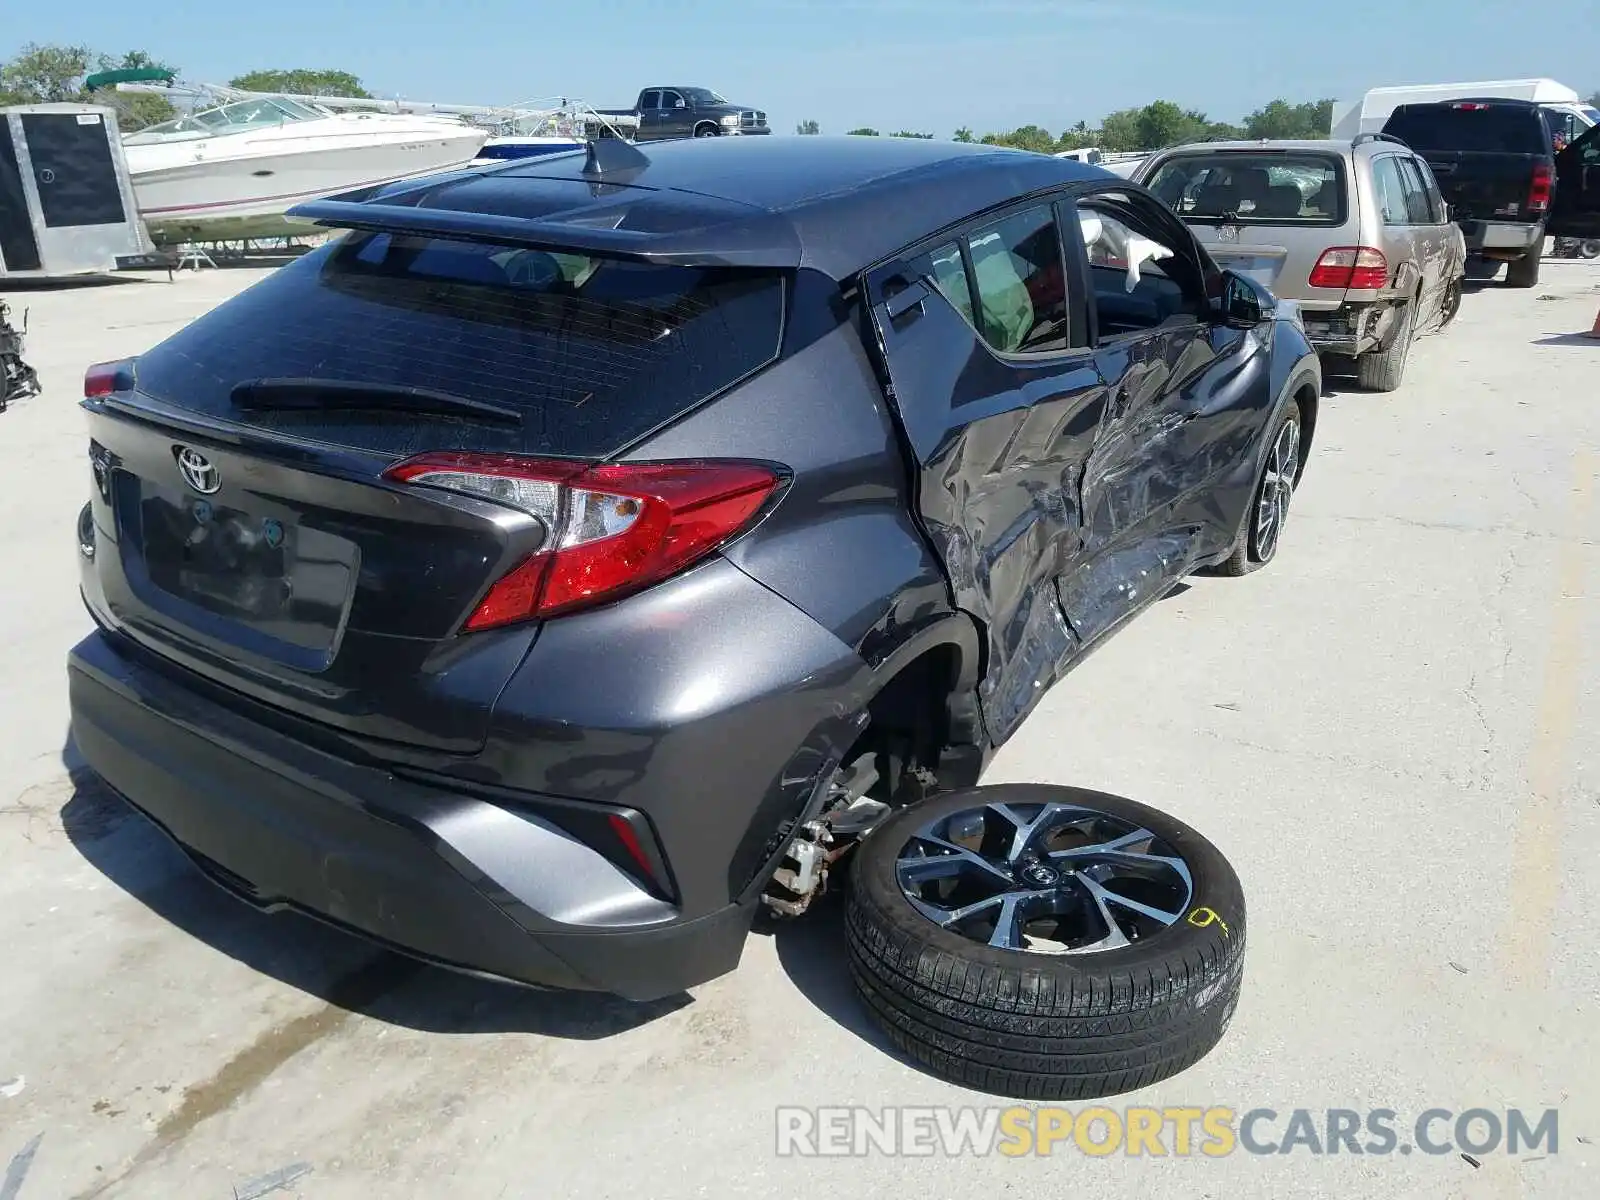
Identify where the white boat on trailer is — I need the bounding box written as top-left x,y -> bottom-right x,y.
116,86 -> 490,245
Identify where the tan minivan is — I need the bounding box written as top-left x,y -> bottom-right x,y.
1134,135 -> 1466,391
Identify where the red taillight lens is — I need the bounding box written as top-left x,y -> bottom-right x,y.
1309,246 -> 1389,291
384,453 -> 783,630
1452,102 -> 1490,111
84,359 -> 135,398
1528,163 -> 1552,213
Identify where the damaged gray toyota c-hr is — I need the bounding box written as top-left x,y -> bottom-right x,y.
69,135 -> 1317,1086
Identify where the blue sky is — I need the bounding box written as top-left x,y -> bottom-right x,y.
13,0 -> 1600,137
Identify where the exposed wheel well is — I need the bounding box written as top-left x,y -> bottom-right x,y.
1293,379 -> 1319,471
855,644 -> 983,802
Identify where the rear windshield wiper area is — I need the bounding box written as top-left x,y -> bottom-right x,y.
231,378 -> 524,427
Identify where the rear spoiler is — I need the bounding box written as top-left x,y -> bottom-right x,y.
286,197 -> 805,270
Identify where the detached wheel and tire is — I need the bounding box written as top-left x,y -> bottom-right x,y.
1504,239 -> 1543,288
1356,302 -> 1414,392
846,785 -> 1246,1100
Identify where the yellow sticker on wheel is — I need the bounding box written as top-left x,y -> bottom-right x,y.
1187,907 -> 1230,937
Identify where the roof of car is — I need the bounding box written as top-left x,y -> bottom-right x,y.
290,135 -> 1110,279
1149,138 -> 1380,155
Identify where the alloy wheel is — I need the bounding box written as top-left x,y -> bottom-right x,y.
894,800 -> 1194,954
1254,417 -> 1300,563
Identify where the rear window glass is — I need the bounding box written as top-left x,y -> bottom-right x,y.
1383,105 -> 1548,154
133,233 -> 786,458
1144,153 -> 1346,225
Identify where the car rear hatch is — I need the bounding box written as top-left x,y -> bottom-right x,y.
1382,103 -> 1552,222
1142,148 -> 1354,304
81,208 -> 786,753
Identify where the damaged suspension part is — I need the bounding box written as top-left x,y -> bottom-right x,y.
762,755 -> 891,918
1,301 -> 41,413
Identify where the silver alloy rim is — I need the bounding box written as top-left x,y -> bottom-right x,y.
894,801 -> 1194,954
1255,417 -> 1300,561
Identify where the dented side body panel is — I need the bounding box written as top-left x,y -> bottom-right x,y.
866,182 -> 1319,748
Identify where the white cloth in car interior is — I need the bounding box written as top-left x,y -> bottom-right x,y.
1080,214 -> 1174,292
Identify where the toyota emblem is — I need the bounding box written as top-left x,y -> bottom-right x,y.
176,447 -> 221,495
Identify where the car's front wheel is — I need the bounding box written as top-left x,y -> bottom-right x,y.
1212,400 -> 1302,577
846,785 -> 1246,1100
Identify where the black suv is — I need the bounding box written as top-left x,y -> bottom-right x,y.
1384,98 -> 1600,287
69,137 -> 1319,1007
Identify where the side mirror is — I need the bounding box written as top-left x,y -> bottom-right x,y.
1215,269 -> 1271,328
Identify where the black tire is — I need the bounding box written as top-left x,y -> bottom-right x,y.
1437,276 -> 1462,329
1580,240 -> 1600,260
846,785 -> 1246,1100
1505,239 -> 1543,288
1356,302 -> 1413,392
693,123 -> 720,138
1213,399 -> 1302,577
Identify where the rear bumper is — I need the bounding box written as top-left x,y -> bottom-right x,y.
1300,301 -> 1387,356
67,630 -> 756,1001
1459,220 -> 1544,254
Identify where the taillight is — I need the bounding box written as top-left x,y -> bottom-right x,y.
1528,163 -> 1552,214
1309,246 -> 1389,291
384,452 -> 783,629
1452,102 -> 1490,111
84,359 -> 135,398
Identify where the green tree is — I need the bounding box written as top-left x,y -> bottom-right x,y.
796,118 -> 820,135
1243,97 -> 1334,139
980,123 -> 1056,153
0,43 -> 92,104
229,68 -> 371,98
891,130 -> 934,139
952,126 -> 974,142
1099,107 -> 1143,151
846,127 -> 879,136
0,43 -> 176,129
1055,120 -> 1095,152
93,49 -> 178,130
1136,101 -> 1208,149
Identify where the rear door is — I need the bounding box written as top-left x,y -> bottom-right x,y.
659,90 -> 691,138
82,231 -> 787,751
1067,187 -> 1274,640
637,90 -> 665,139
865,198 -> 1108,744
1549,124 -> 1600,238
1390,154 -> 1447,331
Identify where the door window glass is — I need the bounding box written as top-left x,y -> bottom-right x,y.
1395,157 -> 1437,224
919,242 -> 977,327
640,90 -> 661,110
1413,158 -> 1448,222
1075,204 -> 1196,339
1372,157 -> 1410,225
965,206 -> 1071,354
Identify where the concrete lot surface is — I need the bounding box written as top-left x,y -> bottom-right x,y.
2,261 -> 1597,1199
